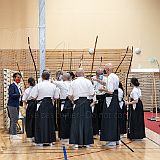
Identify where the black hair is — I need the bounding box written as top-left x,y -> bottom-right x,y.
68,71 -> 75,80
131,78 -> 140,87
13,72 -> 22,79
28,77 -> 35,86
42,71 -> 50,80
119,81 -> 124,98
43,69 -> 50,74
103,69 -> 107,74
119,81 -> 124,92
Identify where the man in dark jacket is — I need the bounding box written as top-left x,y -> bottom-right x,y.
8,72 -> 22,140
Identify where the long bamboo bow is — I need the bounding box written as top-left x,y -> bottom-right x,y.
28,37 -> 38,83
69,51 -> 72,72
79,52 -> 84,68
126,46 -> 133,136
90,35 -> 98,76
100,56 -> 103,67
115,46 -> 129,73
61,53 -> 65,71
125,46 -> 133,97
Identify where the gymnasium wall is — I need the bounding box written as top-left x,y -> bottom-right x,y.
0,0 -> 159,111
0,0 -> 160,69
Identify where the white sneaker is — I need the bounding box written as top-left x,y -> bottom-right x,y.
35,143 -> 43,147
116,140 -> 121,145
49,143 -> 53,146
72,144 -> 78,149
85,145 -> 91,148
11,135 -> 22,140
105,141 -> 116,147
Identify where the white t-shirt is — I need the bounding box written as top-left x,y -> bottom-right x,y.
68,77 -> 94,101
107,73 -> 119,92
130,87 -> 142,100
93,75 -> 108,95
130,87 -> 141,110
30,80 -> 59,100
105,73 -> 119,108
52,80 -> 71,99
22,86 -> 33,101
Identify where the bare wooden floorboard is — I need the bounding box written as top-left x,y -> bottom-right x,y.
0,112 -> 160,160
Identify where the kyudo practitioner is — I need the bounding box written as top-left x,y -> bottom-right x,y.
126,78 -> 145,140
100,63 -> 121,147
22,77 -> 36,142
54,69 -> 63,134
68,68 -> 94,149
92,68 -> 108,136
52,73 -> 73,140
30,71 -> 59,146
118,82 -> 127,137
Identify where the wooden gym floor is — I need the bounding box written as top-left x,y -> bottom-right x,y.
0,111 -> 160,160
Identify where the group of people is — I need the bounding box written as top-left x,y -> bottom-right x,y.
7,63 -> 145,149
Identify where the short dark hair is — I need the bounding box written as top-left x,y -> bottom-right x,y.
13,72 -> 22,79
103,69 -> 107,74
119,82 -> 124,91
131,78 -> 140,87
67,71 -> 75,80
42,71 -> 50,80
28,77 -> 35,86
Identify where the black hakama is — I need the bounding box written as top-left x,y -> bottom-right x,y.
127,99 -> 145,140
25,99 -> 37,138
69,97 -> 93,145
35,97 -> 56,144
118,100 -> 127,134
59,98 -> 73,139
92,94 -> 105,135
100,90 -> 120,141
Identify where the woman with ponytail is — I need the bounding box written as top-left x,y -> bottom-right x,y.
22,77 -> 36,141
125,78 -> 145,140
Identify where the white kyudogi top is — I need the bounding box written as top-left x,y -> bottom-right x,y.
68,77 -> 94,101
118,88 -> 124,109
106,73 -> 119,107
30,80 -> 59,100
130,86 -> 142,110
93,75 -> 108,95
52,80 -> 71,100
107,73 -> 119,92
38,78 -> 52,83
22,86 -> 34,101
